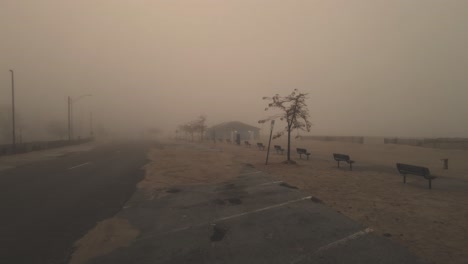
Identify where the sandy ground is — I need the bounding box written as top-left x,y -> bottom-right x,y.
70,139 -> 468,264
69,218 -> 139,264
209,137 -> 468,264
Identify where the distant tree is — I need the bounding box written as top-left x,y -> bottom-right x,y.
179,122 -> 196,142
259,89 -> 312,162
194,115 -> 207,141
46,120 -> 68,140
179,115 -> 207,142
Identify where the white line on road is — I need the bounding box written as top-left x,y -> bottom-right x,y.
68,162 -> 91,170
315,227 -> 374,252
155,196 -> 313,237
290,227 -> 374,264
214,196 -> 312,222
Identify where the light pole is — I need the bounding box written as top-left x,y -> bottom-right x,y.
69,94 -> 91,140
9,70 -> 16,149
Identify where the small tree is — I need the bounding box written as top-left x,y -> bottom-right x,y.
194,115 -> 207,141
259,89 -> 312,162
179,115 -> 207,142
179,123 -> 196,141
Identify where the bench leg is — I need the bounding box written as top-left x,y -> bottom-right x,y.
429,179 -> 432,189
403,174 -> 406,184
349,162 -> 352,171
337,161 -> 340,168
306,155 -> 309,160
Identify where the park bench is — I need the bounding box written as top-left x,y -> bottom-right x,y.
226,139 -> 231,143
274,145 -> 284,155
244,141 -> 251,147
333,153 -> 355,171
396,163 -> 437,189
296,148 -> 311,160
257,143 -> 265,151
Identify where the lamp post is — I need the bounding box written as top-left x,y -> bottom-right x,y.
68,94 -> 91,140
9,70 -> 16,149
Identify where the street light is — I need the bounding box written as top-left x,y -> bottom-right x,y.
9,70 -> 16,149
68,94 -> 92,140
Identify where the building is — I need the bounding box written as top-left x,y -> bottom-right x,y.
206,121 -> 260,142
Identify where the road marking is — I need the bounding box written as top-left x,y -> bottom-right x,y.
315,227 -> 373,252
290,227 -> 374,263
150,196 -> 313,238
214,196 -> 312,222
68,162 -> 91,170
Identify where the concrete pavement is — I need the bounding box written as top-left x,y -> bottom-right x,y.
87,163 -> 424,264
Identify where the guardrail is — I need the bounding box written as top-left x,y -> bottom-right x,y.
0,138 -> 94,156
301,136 -> 364,144
384,137 -> 468,150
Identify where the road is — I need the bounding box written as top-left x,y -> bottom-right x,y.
0,141 -> 150,264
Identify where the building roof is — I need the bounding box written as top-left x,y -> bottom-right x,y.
208,121 -> 260,131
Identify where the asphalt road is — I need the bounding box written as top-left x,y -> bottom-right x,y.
0,141 -> 150,264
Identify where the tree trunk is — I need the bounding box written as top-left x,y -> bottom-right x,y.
287,126 -> 291,161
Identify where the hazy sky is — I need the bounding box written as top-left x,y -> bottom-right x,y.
1,0 -> 468,139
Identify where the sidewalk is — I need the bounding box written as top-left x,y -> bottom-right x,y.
0,142 -> 95,171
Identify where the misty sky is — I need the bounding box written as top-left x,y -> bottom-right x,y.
1,0 -> 468,139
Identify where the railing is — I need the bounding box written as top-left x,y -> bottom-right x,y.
301,136 -> 364,144
0,138 -> 94,156
384,137 -> 468,150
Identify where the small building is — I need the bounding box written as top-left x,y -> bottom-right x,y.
207,121 -> 260,141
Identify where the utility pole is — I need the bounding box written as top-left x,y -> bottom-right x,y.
9,70 -> 16,149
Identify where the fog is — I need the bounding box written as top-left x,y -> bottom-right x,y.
1,0 -> 468,142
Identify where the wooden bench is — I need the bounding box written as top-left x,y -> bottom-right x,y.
296,148 -> 311,160
257,143 -> 265,151
244,141 -> 251,147
333,153 -> 355,170
396,163 -> 437,189
274,145 -> 284,155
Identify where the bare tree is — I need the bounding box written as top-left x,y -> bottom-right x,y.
179,115 -> 207,142
179,122 -> 196,142
194,115 -> 207,141
259,89 -> 312,162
